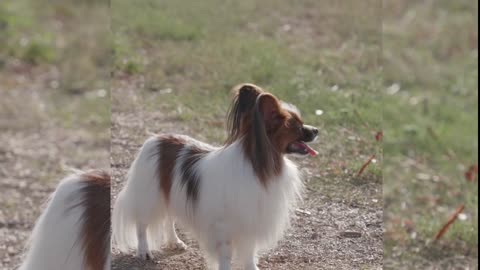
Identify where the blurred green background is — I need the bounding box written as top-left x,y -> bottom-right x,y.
383,1 -> 478,268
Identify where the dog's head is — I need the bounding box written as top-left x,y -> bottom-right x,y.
227,83 -> 318,162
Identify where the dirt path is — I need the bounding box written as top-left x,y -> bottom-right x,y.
111,83 -> 383,270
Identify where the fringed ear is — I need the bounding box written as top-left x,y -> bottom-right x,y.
226,83 -> 263,143
256,93 -> 283,132
250,93 -> 283,183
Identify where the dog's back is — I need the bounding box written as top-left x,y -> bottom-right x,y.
19,170 -> 110,270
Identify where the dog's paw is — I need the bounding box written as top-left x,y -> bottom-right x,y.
166,240 -> 188,251
136,249 -> 154,260
244,264 -> 259,270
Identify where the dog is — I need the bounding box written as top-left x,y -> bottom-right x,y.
112,83 -> 318,270
18,170 -> 110,270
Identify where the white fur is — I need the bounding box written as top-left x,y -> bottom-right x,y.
18,174 -> 110,270
112,136 -> 303,269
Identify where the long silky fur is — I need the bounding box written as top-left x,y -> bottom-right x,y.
225,84 -> 263,144
18,171 -> 110,270
248,95 -> 282,183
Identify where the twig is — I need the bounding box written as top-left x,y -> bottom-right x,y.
375,131 -> 383,142
357,154 -> 376,177
465,164 -> 478,182
434,204 -> 465,241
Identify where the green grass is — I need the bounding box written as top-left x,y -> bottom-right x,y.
112,0 -> 383,137
383,0 -> 478,266
0,0 -> 111,138
0,0 -> 110,92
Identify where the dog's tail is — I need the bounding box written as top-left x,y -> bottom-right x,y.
111,187 -> 136,252
112,136 -> 166,253
18,170 -> 110,270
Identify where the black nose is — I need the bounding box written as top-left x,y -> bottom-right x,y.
301,125 -> 318,142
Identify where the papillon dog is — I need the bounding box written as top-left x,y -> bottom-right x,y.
112,84 -> 318,270
19,170 -> 110,270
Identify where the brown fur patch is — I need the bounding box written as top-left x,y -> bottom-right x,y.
271,112 -> 304,154
179,145 -> 210,205
79,170 -> 110,270
156,135 -> 187,203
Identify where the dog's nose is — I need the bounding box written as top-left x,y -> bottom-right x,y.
312,128 -> 318,136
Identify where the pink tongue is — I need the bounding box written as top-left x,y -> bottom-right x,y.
298,142 -> 318,157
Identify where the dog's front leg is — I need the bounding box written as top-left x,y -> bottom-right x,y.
237,242 -> 259,270
136,223 -> 153,260
217,240 -> 232,270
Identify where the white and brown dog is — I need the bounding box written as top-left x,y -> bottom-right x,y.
112,84 -> 318,270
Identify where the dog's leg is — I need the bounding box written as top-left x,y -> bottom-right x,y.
164,218 -> 187,250
237,242 -> 259,270
217,240 -> 232,270
136,223 -> 153,260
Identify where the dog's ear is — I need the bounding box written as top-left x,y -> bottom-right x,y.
256,93 -> 284,132
226,83 -> 263,143
249,93 -> 284,183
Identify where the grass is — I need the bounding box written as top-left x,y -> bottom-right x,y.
382,0 -> 478,267
0,0 -> 110,92
0,0 -> 111,130
112,0 -> 383,179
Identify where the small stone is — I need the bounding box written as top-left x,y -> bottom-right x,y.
416,173 -> 430,181
386,83 -> 400,95
340,231 -> 362,238
7,246 -> 15,255
295,209 -> 311,216
159,88 -> 173,94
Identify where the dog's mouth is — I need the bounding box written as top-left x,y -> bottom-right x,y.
287,141 -> 318,157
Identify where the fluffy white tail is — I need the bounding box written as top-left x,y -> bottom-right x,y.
112,137 -> 167,253
19,172 -> 110,270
